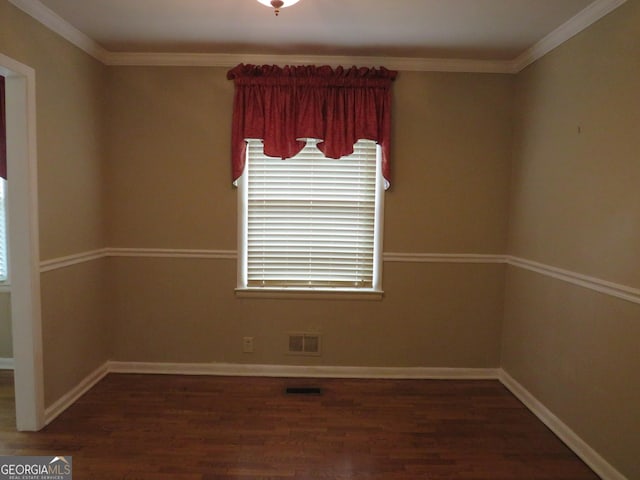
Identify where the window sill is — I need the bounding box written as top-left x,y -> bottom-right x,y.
235,287 -> 383,301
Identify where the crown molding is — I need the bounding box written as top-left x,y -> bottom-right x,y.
104,51 -> 517,74
8,0 -> 109,63
512,0 -> 628,72
9,0 -> 627,73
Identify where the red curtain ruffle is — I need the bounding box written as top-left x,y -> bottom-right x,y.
227,64 -> 397,188
0,76 -> 6,180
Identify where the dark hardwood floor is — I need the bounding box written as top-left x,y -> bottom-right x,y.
0,371 -> 600,479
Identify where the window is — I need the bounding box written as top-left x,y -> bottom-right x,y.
237,139 -> 384,296
0,75 -> 6,282
0,178 -> 7,282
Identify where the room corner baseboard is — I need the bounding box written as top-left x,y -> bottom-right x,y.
44,362 -> 109,426
42,361 -> 499,428
0,358 -> 15,370
43,361 -> 625,480
107,361 -> 500,380
498,369 -> 627,480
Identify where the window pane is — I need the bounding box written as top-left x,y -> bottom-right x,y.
245,139 -> 379,289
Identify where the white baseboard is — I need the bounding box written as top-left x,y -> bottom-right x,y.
498,369 -> 627,480
44,361 -> 498,426
44,362 -> 109,426
42,361 -> 626,480
0,358 -> 15,370
108,361 -> 500,380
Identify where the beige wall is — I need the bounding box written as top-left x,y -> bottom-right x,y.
504,2 -> 640,478
106,67 -> 514,252
3,1 -> 637,476
388,72 -> 513,253
0,0 -> 110,407
0,292 -> 11,358
106,67 -> 513,367
40,260 -> 110,406
0,2 -> 106,260
106,67 -> 235,249
508,5 -> 640,287
503,268 -> 640,479
110,258 -> 505,367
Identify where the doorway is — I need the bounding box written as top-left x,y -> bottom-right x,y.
0,53 -> 45,431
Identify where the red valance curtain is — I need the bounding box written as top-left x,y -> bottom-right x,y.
0,76 -> 6,179
227,64 -> 397,188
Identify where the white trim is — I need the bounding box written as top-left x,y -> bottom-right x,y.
39,248 -> 108,273
104,52 -> 516,74
108,361 -> 499,380
8,1 -> 626,73
39,249 -> 509,271
7,0 -> 109,64
35,248 -> 640,305
107,247 -> 237,260
0,358 -> 15,370
38,248 -> 236,272
43,361 -> 627,478
499,370 -> 628,480
384,252 -> 505,264
235,287 -> 384,301
507,256 -> 640,306
44,362 -> 109,426
36,250 -> 508,275
373,145 -> 386,288
1,53 -> 45,431
236,171 -> 248,288
512,0 -> 628,72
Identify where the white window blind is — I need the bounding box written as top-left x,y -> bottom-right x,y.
0,179 -> 7,281
243,139 -> 381,289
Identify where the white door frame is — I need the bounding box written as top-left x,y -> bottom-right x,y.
1,53 -> 45,431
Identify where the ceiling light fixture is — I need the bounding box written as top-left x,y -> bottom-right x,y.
256,0 -> 301,16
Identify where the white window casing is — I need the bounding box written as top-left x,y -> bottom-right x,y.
0,178 -> 7,282
236,139 -> 384,298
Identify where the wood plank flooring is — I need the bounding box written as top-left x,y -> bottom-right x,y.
0,371 -> 600,479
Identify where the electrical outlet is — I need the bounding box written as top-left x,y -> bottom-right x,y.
242,336 -> 254,353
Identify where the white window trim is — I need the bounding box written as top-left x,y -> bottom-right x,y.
235,139 -> 385,300
0,178 -> 9,284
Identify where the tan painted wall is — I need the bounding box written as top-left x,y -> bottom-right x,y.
0,2 -> 106,260
110,258 -> 505,367
106,67 -> 235,249
40,260 -> 110,406
0,292 -> 11,358
508,4 -> 640,287
388,72 -> 513,253
0,0 -> 636,476
503,268 -> 640,478
105,67 -> 513,367
0,1 -> 110,407
504,2 -> 640,478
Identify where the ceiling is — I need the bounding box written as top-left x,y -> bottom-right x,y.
34,0 -> 600,61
